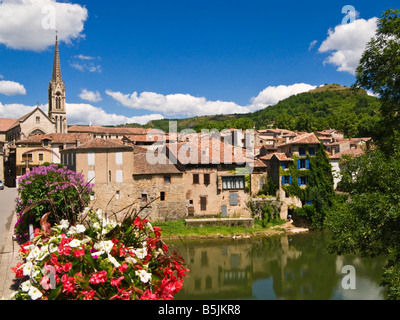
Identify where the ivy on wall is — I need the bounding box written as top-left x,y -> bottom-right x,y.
279,143 -> 335,230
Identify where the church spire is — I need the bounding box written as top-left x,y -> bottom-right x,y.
48,32 -> 67,134
51,33 -> 62,82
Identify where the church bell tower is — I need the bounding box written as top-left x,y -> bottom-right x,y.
48,34 -> 67,133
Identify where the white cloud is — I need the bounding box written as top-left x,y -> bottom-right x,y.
0,74 -> 4,79
66,103 -> 164,126
308,40 -> 318,51
0,80 -> 27,96
318,18 -> 378,75
250,83 -> 318,110
0,0 -> 88,51
79,89 -> 102,103
105,90 -> 249,117
69,55 -> 102,73
0,101 -> 164,126
106,83 -> 317,118
0,102 -> 38,119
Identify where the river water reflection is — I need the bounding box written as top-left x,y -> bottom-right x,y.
170,231 -> 387,300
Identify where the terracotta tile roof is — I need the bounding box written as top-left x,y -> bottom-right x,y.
167,138 -> 253,165
330,147 -> 365,160
132,151 -> 181,175
278,133 -> 320,146
0,118 -> 17,132
17,133 -> 93,144
68,125 -> 149,135
74,138 -> 131,150
260,153 -> 293,162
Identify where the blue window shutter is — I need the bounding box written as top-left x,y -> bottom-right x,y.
289,176 -> 292,185
298,177 -> 301,185
282,176 -> 285,185
297,159 -> 301,169
282,163 -> 285,169
306,159 -> 310,169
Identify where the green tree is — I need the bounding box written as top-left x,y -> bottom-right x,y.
327,8 -> 400,299
355,8 -> 400,154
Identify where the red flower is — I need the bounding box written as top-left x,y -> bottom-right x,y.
134,217 -> 143,230
140,289 -> 158,300
111,276 -> 124,287
74,248 -> 85,258
118,263 -> 128,273
11,263 -> 24,278
61,274 -> 76,296
62,262 -> 73,272
89,271 -> 108,285
80,290 -> 96,300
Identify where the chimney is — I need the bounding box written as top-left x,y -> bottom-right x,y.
76,140 -> 81,147
285,136 -> 290,144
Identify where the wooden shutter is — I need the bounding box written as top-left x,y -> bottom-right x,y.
306,159 -> 310,169
200,196 -> 207,211
230,192 -> 238,206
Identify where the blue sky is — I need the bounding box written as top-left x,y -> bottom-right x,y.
0,0 -> 398,126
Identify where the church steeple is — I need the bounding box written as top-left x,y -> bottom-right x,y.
48,33 -> 67,134
51,34 -> 62,83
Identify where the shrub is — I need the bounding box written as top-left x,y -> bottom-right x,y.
14,164 -> 93,244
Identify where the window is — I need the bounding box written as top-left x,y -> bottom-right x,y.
116,191 -> 120,200
200,196 -> 207,211
281,162 -> 289,169
222,176 -> 245,190
204,173 -> 210,185
299,147 -> 306,157
282,176 -> 292,186
164,175 -> 171,184
109,170 -> 112,182
22,153 -> 33,162
116,170 -> 123,183
160,192 -> 165,201
142,194 -> 148,203
116,152 -> 123,165
38,153 -> 44,162
88,153 -> 95,165
36,116 -> 40,124
88,170 -> 95,184
193,174 -> 199,184
309,147 -> 316,156
298,176 -> 308,186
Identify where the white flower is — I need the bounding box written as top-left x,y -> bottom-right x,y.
125,256 -> 137,265
21,280 -> 31,292
69,239 -> 82,248
134,248 -> 147,259
59,219 -> 69,230
28,286 -> 43,300
91,250 -> 105,258
94,240 -> 114,253
135,269 -> 152,284
68,224 -> 86,235
27,246 -> 41,261
92,222 -> 100,230
108,255 -> 120,268
23,262 -> 33,276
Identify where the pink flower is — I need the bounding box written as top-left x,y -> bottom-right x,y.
89,271 -> 108,285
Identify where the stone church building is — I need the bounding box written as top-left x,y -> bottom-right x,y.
0,36 -> 67,185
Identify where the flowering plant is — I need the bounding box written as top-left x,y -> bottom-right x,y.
11,209 -> 189,300
14,164 -> 93,244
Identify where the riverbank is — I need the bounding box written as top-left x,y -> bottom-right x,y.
153,219 -> 309,240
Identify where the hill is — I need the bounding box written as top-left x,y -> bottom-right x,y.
124,84 -> 381,138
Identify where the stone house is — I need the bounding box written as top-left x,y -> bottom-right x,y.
165,138 -> 256,219
60,138 -> 135,220
258,132 -> 321,219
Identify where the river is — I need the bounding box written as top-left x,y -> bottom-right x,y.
169,231 -> 388,300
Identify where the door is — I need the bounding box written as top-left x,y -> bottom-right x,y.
221,205 -> 228,217
200,196 -> 207,211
